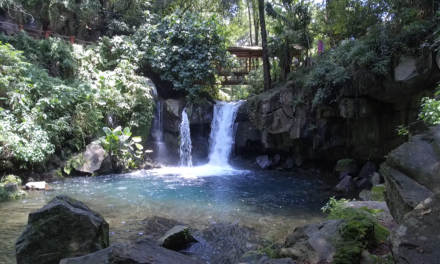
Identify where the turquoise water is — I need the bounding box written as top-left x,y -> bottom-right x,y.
0,165 -> 337,263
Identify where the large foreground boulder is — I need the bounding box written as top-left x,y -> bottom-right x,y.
389,198 -> 440,264
61,238 -> 204,264
15,195 -> 109,264
279,219 -> 346,263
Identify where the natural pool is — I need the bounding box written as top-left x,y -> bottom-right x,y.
0,164 -> 338,264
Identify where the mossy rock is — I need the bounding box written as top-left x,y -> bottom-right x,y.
336,159 -> 357,174
371,185 -> 386,202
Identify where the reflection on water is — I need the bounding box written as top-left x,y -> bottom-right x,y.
0,166 -> 337,264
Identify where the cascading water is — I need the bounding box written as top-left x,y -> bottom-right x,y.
208,101 -> 244,167
151,101 -> 167,163
151,101 -> 163,142
179,108 -> 193,166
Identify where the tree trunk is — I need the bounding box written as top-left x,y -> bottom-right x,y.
252,0 -> 259,45
258,0 -> 271,91
247,0 -> 253,46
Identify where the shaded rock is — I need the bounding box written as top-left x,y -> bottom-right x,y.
258,256 -> 296,264
339,171 -> 349,179
386,126 -> 440,195
335,159 -> 357,174
383,166 -> 434,223
158,225 -> 197,250
333,176 -> 356,192
95,155 -> 113,174
356,178 -> 372,190
165,99 -> 185,118
359,162 -> 376,179
280,219 -> 346,263
25,181 -> 48,190
4,182 -> 19,192
407,120 -> 430,136
273,154 -> 281,166
60,245 -> 121,264
76,144 -> 108,174
294,154 -> 304,167
360,250 -> 375,264
359,190 -> 372,201
15,195 -> 109,264
283,157 -> 294,169
394,55 -> 428,82
389,197 -> 440,264
256,155 -> 272,169
371,184 -> 385,202
61,238 -> 203,264
371,172 -> 381,186
109,237 -> 203,264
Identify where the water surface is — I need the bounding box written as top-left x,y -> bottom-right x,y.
0,165 -> 337,263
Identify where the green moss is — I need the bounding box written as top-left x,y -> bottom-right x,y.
333,241 -> 363,264
374,222 -> 390,242
371,185 -> 385,202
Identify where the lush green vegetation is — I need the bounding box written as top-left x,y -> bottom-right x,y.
322,197 -> 392,264
0,33 -> 154,172
1,0 -> 440,174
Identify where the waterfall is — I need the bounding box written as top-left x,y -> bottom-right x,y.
179,108 -> 193,167
208,101 -> 244,167
151,101 -> 163,142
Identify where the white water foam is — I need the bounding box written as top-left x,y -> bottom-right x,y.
208,101 -> 245,167
179,108 -> 193,166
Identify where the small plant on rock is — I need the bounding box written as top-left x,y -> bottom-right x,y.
94,126 -> 144,171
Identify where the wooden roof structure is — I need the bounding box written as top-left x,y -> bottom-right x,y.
227,46 -> 263,58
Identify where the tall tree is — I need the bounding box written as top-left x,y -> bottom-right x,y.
258,0 -> 271,91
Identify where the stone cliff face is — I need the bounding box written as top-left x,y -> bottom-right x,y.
236,51 -> 440,165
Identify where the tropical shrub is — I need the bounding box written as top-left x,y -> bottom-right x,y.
94,126 -> 144,171
132,10 -> 235,98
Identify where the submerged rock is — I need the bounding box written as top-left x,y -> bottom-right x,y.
158,225 -> 197,250
15,195 -> 109,264
256,155 -> 272,169
280,219 -> 346,263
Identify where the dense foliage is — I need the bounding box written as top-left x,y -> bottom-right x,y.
0,33 -> 154,170
132,11 -> 235,98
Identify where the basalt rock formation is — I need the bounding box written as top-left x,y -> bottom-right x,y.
15,195 -> 109,264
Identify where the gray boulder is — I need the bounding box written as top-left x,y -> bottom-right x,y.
76,144 -> 110,174
356,178 -> 372,190
389,198 -> 440,264
280,219 -> 346,263
15,195 -> 109,264
333,176 -> 356,192
109,238 -> 203,264
60,245 -> 121,264
335,159 -> 357,174
61,238 -> 203,264
158,225 -> 197,250
272,154 -> 281,166
383,166 -> 434,223
283,157 -> 294,169
256,155 -> 272,169
359,162 -> 376,179
359,190 -> 372,201
371,172 -> 382,186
